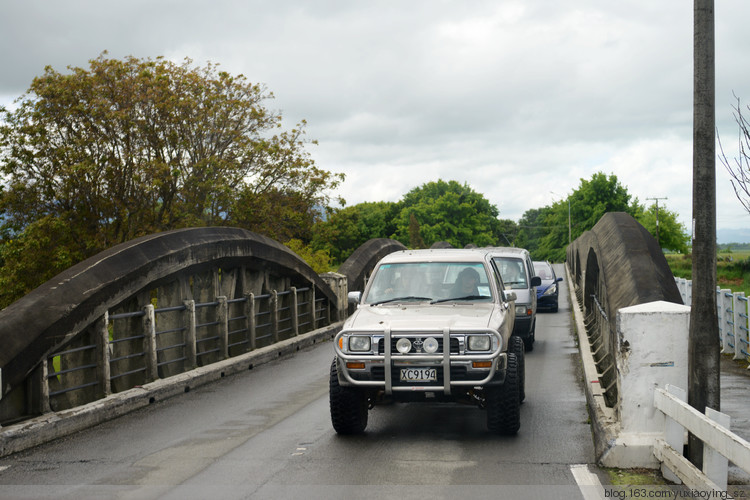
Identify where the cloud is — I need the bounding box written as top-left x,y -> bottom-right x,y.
2,0 -> 750,236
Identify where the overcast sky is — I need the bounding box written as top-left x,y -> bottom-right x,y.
2,0 -> 750,241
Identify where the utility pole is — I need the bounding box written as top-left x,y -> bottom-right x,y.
567,197 -> 571,245
550,191 -> 572,244
688,0 -> 719,468
646,196 -> 668,246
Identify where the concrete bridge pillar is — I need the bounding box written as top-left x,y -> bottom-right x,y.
321,272 -> 347,322
600,300 -> 690,467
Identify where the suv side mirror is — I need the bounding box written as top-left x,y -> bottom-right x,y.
505,291 -> 517,302
348,291 -> 362,304
531,276 -> 542,287
557,277 -> 563,282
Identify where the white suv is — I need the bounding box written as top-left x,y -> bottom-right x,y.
329,248 -> 525,435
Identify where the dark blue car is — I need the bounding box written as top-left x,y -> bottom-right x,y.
533,261 -> 563,312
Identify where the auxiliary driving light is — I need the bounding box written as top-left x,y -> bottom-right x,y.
396,338 -> 412,354
423,337 -> 439,354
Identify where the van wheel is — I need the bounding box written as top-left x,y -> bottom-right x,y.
509,336 -> 526,403
523,331 -> 534,352
329,358 -> 368,434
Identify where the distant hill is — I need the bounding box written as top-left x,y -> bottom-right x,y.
717,228 -> 750,245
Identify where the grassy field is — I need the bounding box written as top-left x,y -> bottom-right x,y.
666,250 -> 750,296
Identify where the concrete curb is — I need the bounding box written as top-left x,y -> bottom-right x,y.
0,322 -> 343,458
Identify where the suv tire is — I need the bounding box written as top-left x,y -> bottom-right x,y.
486,352 -> 520,435
329,358 -> 368,434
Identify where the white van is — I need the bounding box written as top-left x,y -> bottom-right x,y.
487,247 -> 541,351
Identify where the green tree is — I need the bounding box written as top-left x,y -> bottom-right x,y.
534,172 -> 639,262
392,180 -> 502,248
408,213 -> 426,248
635,203 -> 690,253
515,207 -> 553,259
310,201 -> 398,264
0,53 -> 343,307
496,218 -> 519,246
284,238 -> 332,274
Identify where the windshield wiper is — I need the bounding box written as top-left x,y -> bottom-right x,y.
370,296 -> 432,306
430,295 -> 486,304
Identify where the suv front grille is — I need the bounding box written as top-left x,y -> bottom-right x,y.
378,337 -> 460,355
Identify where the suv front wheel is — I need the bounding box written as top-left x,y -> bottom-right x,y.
485,352 -> 521,435
329,358 -> 369,434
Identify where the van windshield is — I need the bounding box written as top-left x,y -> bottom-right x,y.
364,262 -> 493,305
493,257 -> 527,289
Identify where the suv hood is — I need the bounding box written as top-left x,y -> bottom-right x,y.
344,303 -> 500,331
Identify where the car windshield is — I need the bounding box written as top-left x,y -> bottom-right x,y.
493,257 -> 527,289
533,262 -> 555,280
363,261 -> 494,305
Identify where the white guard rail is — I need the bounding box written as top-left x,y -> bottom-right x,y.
654,384 -> 750,494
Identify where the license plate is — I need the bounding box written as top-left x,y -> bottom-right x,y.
400,368 -> 437,382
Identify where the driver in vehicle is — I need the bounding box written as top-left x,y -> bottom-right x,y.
504,263 -> 525,288
450,267 -> 480,297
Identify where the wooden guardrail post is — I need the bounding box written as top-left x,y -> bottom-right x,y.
703,407 -> 730,490
660,384 -> 686,484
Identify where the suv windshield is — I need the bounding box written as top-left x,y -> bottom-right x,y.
363,261 -> 493,305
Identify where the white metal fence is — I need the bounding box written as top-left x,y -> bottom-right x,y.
674,278 -> 750,364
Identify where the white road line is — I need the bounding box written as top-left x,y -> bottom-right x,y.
571,464 -> 606,500
0,465 -> 9,473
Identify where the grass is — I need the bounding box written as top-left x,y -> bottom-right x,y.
606,467 -> 669,486
666,250 -> 750,297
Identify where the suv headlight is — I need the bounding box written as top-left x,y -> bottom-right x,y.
348,336 -> 372,352
467,335 -> 491,351
543,284 -> 557,296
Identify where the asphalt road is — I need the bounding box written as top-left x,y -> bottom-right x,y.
0,265 -> 602,499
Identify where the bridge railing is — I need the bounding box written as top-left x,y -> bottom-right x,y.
42,286 -> 328,414
583,294 -> 618,408
675,278 -> 750,365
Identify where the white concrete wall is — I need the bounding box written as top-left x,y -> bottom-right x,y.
601,300 -> 690,467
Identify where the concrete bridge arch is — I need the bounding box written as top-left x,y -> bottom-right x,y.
566,212 -> 683,409
0,227 -> 340,421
